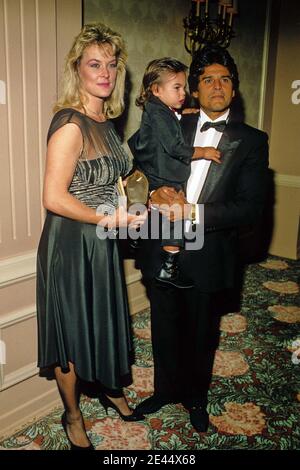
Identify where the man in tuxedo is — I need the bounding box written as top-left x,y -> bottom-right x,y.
135,46 -> 269,432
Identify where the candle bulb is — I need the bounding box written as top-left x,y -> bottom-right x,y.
196,1 -> 200,17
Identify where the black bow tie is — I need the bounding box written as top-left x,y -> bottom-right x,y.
200,120 -> 227,133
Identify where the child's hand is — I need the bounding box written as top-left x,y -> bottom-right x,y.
192,146 -> 221,163
202,147 -> 221,163
182,108 -> 200,114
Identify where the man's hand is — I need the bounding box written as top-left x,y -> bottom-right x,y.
150,187 -> 191,221
150,186 -> 178,205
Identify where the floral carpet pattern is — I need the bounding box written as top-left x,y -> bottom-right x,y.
0,255 -> 299,450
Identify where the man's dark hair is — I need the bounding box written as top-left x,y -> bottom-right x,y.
188,46 -> 239,93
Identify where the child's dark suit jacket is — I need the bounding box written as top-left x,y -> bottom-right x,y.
128,95 -> 193,191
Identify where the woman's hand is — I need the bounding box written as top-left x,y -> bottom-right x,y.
99,205 -> 148,230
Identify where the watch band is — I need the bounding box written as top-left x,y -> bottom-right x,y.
189,203 -> 197,223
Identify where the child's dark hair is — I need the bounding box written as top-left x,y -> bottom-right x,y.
136,57 -> 187,108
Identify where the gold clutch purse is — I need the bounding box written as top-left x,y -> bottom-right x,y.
118,170 -> 149,208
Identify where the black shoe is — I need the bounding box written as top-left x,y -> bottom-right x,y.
98,392 -> 145,422
155,251 -> 193,289
187,405 -> 209,433
61,412 -> 94,451
135,395 -> 172,415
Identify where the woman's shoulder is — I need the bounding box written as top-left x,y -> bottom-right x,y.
47,108 -> 90,143
51,107 -> 88,127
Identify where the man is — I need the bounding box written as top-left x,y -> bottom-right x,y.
135,46 -> 269,432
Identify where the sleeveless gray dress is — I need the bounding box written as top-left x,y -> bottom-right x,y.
36,109 -> 133,389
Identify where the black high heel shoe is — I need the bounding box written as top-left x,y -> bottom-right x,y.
98,392 -> 145,422
61,411 -> 94,450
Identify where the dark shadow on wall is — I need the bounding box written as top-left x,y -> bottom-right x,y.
239,168 -> 275,264
113,70 -> 133,142
223,168 -> 276,314
230,90 -> 246,123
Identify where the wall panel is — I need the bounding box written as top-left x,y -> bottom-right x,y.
0,0 -> 56,259
263,0 -> 300,259
0,0 -> 82,438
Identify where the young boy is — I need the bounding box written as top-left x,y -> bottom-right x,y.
128,57 -> 221,288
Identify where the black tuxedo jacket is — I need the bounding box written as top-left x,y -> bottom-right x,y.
137,111 -> 269,292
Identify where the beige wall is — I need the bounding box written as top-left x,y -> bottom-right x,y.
266,1 -> 300,175
263,0 -> 300,259
0,0 -> 55,259
0,0 -> 83,439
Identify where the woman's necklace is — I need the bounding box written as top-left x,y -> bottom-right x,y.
84,105 -> 105,121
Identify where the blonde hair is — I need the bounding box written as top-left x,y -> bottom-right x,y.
136,57 -> 187,108
54,23 -> 127,119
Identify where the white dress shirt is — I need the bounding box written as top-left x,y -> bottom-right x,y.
185,109 -> 229,225
186,109 -> 229,204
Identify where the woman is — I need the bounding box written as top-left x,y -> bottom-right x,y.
36,23 -> 147,450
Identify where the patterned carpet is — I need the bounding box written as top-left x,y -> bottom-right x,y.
0,256 -> 299,451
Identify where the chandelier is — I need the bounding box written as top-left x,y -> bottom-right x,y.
183,0 -> 238,56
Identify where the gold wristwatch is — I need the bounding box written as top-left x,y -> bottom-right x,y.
189,203 -> 197,223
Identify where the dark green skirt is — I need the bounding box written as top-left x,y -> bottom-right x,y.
36,212 -> 132,389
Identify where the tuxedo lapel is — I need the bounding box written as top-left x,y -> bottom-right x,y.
198,126 -> 242,203
180,113 -> 199,148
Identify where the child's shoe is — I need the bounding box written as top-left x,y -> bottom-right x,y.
155,251 -> 193,289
